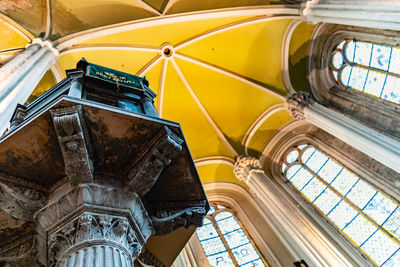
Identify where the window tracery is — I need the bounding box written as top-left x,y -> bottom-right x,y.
281,143 -> 400,266
330,39 -> 400,104
196,202 -> 265,267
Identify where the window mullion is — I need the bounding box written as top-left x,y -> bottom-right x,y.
211,218 -> 240,267
347,61 -> 400,79
301,164 -> 400,246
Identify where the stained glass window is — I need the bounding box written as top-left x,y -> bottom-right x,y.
330,40 -> 400,104
282,144 -> 400,266
196,203 -> 266,267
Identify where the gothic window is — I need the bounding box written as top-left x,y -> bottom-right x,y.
281,143 -> 400,266
195,202 -> 266,267
330,40 -> 400,104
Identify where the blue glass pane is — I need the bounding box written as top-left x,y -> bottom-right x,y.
208,206 -> 216,215
337,40 -> 345,50
298,144 -> 307,150
340,65 -> 352,86
231,243 -> 260,265
301,178 -> 326,202
201,237 -> 226,256
332,70 -> 338,81
354,42 -> 372,66
304,149 -> 329,173
346,181 -> 376,208
348,66 -> 368,91
215,211 -> 233,221
363,192 -> 396,225
217,205 -> 226,210
224,228 -> 250,248
344,41 -> 355,62
361,230 -> 399,266
314,189 -> 341,214
317,159 -> 342,183
370,44 -> 391,71
197,220 -> 219,241
330,169 -> 358,195
290,167 -> 313,190
389,48 -> 400,74
286,149 -> 299,164
343,215 -> 376,245
286,164 -> 301,181
383,249 -> 400,267
332,51 -> 344,69
281,163 -> 287,173
383,208 -> 400,240
217,216 -> 241,234
328,201 -> 358,229
363,71 -> 386,97
382,76 -> 400,104
241,258 -> 265,267
301,146 -> 316,163
206,251 -> 235,267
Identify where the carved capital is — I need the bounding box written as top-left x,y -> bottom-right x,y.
234,156 -> 263,182
126,126 -> 183,196
51,105 -> 93,184
286,92 -> 315,120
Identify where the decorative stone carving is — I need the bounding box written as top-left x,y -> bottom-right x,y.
136,248 -> 164,267
35,183 -> 153,266
234,156 -> 263,182
126,126 -> 183,196
0,181 -> 44,221
51,105 -> 93,184
286,92 -> 315,120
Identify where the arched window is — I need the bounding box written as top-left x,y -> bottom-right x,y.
330,40 -> 400,104
281,143 -> 400,266
195,202 -> 266,267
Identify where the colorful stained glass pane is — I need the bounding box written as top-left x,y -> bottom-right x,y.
217,216 -> 241,234
301,178 -> 326,202
286,164 -> 301,180
348,66 -> 368,91
383,208 -> 400,239
343,215 -> 376,244
304,149 -> 328,173
201,237 -> 226,256
197,220 -> 219,241
208,206 -> 216,215
206,252 -> 235,267
290,167 -> 313,190
363,71 -> 386,97
301,146 -> 316,164
330,169 -> 358,195
317,159 -> 342,183
215,211 -> 233,221
389,48 -> 400,74
286,149 -> 299,164
344,41 -> 355,62
354,42 -> 372,66
383,249 -> 400,267
224,228 -> 250,248
241,258 -> 265,267
313,189 -> 341,214
382,75 -> 400,104
346,181 -> 376,208
361,230 -> 399,266
340,65 -> 352,86
370,44 -> 391,71
332,51 -> 344,69
328,201 -> 358,229
231,243 -> 260,265
363,192 -> 396,225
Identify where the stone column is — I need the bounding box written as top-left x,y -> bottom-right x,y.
34,184 -> 153,267
142,95 -> 159,117
302,0 -> 400,31
0,38 -> 58,134
233,156 -> 363,267
287,92 -> 400,173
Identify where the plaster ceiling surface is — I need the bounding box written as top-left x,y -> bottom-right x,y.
0,1 -> 301,187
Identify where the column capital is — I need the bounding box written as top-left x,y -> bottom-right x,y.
233,156 -> 263,183
286,92 -> 315,120
29,38 -> 59,56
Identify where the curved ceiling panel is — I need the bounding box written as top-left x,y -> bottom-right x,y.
196,163 -> 245,186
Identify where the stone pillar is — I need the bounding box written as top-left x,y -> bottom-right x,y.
287,92 -> 400,173
142,95 -> 159,117
233,156 -> 362,266
0,38 -> 58,134
34,184 -> 153,267
302,0 -> 400,31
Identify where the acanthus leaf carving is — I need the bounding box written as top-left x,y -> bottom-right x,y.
286,92 -> 316,120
